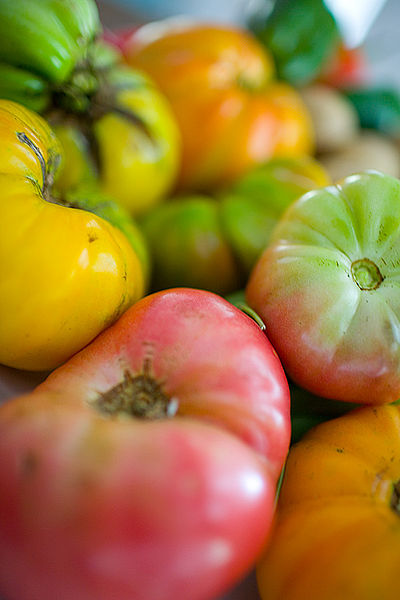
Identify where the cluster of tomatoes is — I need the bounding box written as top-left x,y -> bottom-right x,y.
1,1 -> 400,600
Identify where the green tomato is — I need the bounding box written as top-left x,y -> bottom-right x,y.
140,196 -> 240,295
221,156 -> 330,274
247,171 -> 400,405
0,0 -> 100,86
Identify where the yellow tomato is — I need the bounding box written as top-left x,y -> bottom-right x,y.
257,404 -> 400,600
0,100 -> 146,371
52,66 -> 181,216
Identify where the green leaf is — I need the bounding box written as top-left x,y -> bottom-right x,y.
345,87 -> 400,136
290,380 -> 359,444
224,290 -> 266,331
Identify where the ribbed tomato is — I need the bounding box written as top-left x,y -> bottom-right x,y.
0,288 -> 290,600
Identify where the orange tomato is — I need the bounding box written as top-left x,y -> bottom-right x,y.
124,21 -> 314,191
257,404 -> 400,600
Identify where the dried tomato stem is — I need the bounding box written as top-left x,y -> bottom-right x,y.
93,369 -> 178,420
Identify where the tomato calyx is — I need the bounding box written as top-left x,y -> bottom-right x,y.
351,258 -> 383,291
53,68 -> 99,114
48,69 -> 155,178
50,39 -> 115,115
51,73 -> 152,137
93,364 -> 179,420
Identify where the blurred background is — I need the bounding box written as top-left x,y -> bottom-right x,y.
98,0 -> 399,88
1,3 -> 399,599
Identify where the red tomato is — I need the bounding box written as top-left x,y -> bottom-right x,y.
318,43 -> 367,88
0,288 -> 290,600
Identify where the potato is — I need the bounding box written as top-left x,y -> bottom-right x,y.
301,83 -> 359,153
320,131 -> 400,181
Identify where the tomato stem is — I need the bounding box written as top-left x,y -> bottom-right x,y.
93,369 -> 177,420
351,258 -> 383,291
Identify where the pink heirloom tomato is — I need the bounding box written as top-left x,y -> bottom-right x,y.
0,288 -> 290,600
247,170 -> 400,405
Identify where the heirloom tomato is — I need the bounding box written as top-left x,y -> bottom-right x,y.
257,404 -> 400,600
0,288 -> 290,600
0,0 -> 180,215
247,171 -> 400,404
140,195 -> 241,295
124,21 -> 314,191
0,99 -> 147,371
141,156 -> 329,294
220,155 -> 330,274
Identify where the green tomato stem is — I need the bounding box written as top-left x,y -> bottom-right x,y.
351,258 -> 383,291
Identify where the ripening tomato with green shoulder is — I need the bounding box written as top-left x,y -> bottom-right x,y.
52,63 -> 180,216
0,0 -> 180,216
0,99 -> 147,372
257,403 -> 400,600
247,170 -> 400,404
0,288 -> 291,600
123,21 -> 314,192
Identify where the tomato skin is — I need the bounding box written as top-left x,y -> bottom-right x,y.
51,62 -> 181,217
220,156 -> 330,275
0,289 -> 290,600
247,171 -> 400,405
